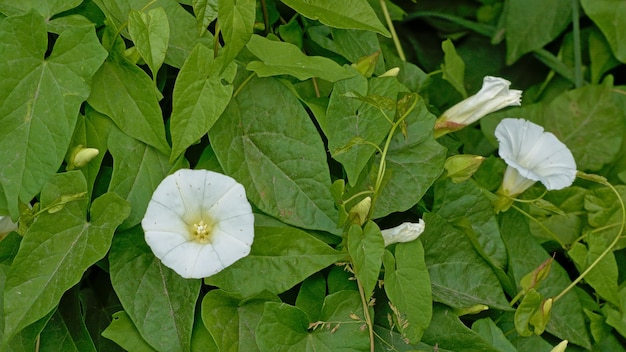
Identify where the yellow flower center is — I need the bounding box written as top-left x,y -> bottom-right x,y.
191,219 -> 215,243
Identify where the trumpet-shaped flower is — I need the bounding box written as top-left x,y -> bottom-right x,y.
494,118 -> 576,211
142,169 -> 254,279
435,76 -> 522,138
381,220 -> 425,246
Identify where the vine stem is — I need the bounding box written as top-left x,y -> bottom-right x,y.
571,0 -> 583,88
356,275 -> 375,352
553,172 -> 626,302
379,0 -> 406,61
233,72 -> 257,98
511,203 -> 567,249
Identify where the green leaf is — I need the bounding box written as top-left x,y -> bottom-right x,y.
331,28 -> 385,76
0,10 -> 107,218
87,27 -> 170,155
255,291 -> 369,351
245,34 -> 353,81
209,77 -> 338,233
201,290 -> 279,352
588,27 -> 621,83
217,0 -> 255,68
421,213 -> 510,310
281,0 -> 390,37
581,0 -> 626,63
295,273 -> 326,323
3,172 -> 130,342
527,187 -> 586,246
0,0 -> 81,18
500,211 -> 591,349
107,128 -> 182,230
109,226 -> 200,352
347,221 -> 384,295
102,311 -> 157,352
92,0 -> 214,67
441,38 -> 467,98
542,81 -> 625,171
471,318 -> 517,352
514,288 -> 545,336
39,290 -> 97,352
128,7 -> 170,77
383,240 -> 432,344
191,307 -> 218,352
170,44 -> 236,161
370,96 -> 446,218
501,0 -> 572,64
206,226 -> 346,298
421,304 -> 501,352
192,0 -> 218,35
568,240 -> 619,306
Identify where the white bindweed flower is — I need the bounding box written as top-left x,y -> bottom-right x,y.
142,169 -> 254,279
493,118 -> 576,212
0,215 -> 18,239
381,220 -> 425,247
435,76 -> 522,138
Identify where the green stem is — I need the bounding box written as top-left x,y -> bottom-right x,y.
572,0 -> 583,88
379,0 -> 406,61
213,20 -> 221,59
533,49 -> 578,86
233,72 -> 256,98
260,0 -> 270,35
511,204 -> 567,249
356,270 -> 375,352
553,173 -> 626,302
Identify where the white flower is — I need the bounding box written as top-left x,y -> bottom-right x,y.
141,169 -> 254,279
435,76 -> 522,138
381,220 -> 425,246
495,118 -> 576,198
0,215 -> 18,238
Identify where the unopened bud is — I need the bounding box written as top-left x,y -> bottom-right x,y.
351,51 -> 380,78
348,197 -> 371,226
380,67 -> 400,77
68,145 -> 99,170
444,154 -> 485,183
381,220 -> 425,246
549,340 -> 568,352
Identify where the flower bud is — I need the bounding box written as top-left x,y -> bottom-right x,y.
434,76 -> 521,138
444,154 -> 485,183
549,340 -> 568,352
381,220 -> 425,247
379,67 -> 400,77
351,51 -> 380,78
347,197 -> 371,226
68,145 -> 99,170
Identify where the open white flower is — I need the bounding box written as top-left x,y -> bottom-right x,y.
142,169 -> 254,279
435,76 -> 522,138
381,220 -> 425,246
495,118 -> 576,201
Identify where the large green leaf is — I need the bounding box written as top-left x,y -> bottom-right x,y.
109,226 -> 200,352
192,0 -> 218,35
421,304 -> 501,352
347,221 -> 384,296
369,96 -> 446,218
441,38 -> 467,98
3,172 -> 130,342
568,239 -> 619,306
39,290 -> 97,352
281,0 -> 390,37
421,213 -> 510,310
170,44 -> 236,161
0,0 -> 81,18
245,34 -> 353,81
383,240 -> 432,344
128,7 -> 170,77
581,0 -> 626,63
92,0 -> 213,67
201,290 -> 279,352
216,0 -> 255,69
501,0 -> 571,64
471,318 -> 517,352
0,10 -> 107,218
206,226 -> 346,298
331,28 -> 385,76
102,312 -> 157,352
209,77 -> 338,233
87,28 -> 170,155
500,211 -> 591,349
107,128 -> 184,229
255,291 -> 369,351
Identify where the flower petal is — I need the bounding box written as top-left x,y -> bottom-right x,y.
496,118 -> 576,191
211,226 -> 252,268
160,241 -> 224,279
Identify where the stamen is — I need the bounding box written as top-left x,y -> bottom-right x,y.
192,220 -> 213,243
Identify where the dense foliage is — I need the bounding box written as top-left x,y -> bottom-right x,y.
1,0 -> 626,351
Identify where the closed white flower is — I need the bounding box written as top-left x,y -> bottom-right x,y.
435,76 -> 522,138
142,169 -> 254,279
381,220 -> 425,246
495,118 -> 576,199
